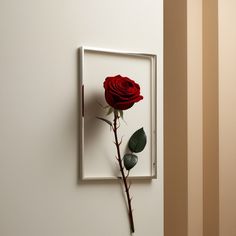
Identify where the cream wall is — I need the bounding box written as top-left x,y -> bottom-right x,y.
0,1 -> 163,236
219,1 -> 236,236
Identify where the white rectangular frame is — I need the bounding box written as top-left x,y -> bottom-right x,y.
79,46 -> 158,181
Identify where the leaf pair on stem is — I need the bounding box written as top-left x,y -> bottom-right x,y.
97,108 -> 147,233
96,111 -> 147,171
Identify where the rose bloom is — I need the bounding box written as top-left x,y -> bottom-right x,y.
103,75 -> 143,110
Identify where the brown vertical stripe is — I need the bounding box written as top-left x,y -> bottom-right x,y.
203,0 -> 219,235
164,0 -> 188,235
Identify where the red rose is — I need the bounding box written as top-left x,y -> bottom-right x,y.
103,75 -> 143,110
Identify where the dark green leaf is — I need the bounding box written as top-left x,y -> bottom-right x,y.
96,117 -> 112,127
128,127 -> 147,153
123,154 -> 138,170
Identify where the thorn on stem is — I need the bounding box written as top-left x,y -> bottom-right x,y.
128,183 -> 131,190
118,136 -> 124,146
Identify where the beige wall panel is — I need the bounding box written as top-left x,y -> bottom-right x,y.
219,1 -> 236,236
187,0 -> 203,235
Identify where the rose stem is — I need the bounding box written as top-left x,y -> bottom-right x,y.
113,111 -> 135,233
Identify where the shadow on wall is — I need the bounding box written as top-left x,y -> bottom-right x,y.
76,48 -> 118,183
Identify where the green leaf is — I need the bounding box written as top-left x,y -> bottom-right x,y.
106,107 -> 113,116
123,154 -> 138,170
119,110 -> 124,119
96,117 -> 112,127
128,127 -> 147,153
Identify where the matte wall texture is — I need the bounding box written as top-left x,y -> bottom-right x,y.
219,1 -> 236,235
0,1 -> 163,236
